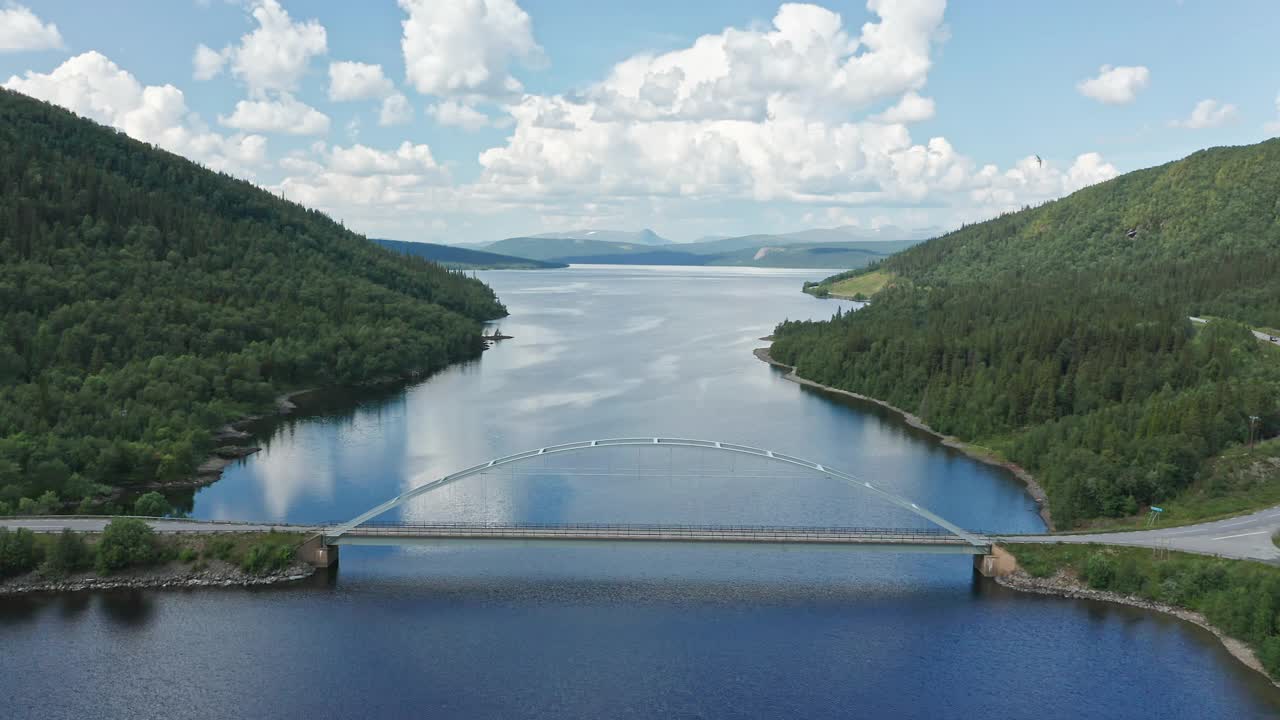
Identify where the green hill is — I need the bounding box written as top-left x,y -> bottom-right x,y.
773,139 -> 1280,527
373,238 -> 566,269
0,88 -> 505,512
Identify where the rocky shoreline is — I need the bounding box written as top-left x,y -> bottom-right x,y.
996,568 -> 1277,687
0,560 -> 316,596
754,346 -> 1053,529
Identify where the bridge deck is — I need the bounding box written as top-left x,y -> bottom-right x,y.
330,522 -> 990,553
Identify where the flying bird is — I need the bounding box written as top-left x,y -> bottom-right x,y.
1034,154 -> 1043,168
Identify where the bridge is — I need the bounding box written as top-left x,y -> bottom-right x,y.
0,437 -> 1013,573
295,437 -> 998,570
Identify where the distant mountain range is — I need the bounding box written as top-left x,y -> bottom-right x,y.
473,225 -> 933,269
527,228 -> 670,245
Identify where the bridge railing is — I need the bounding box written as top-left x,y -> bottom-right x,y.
336,521 -> 986,544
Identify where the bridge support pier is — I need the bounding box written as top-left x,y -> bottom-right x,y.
297,535 -> 339,568
973,545 -> 1017,578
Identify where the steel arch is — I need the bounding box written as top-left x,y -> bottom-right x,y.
327,438 -> 987,547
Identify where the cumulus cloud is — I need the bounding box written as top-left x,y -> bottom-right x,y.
329,61 -> 394,101
0,3 -> 63,52
200,0 -> 326,95
219,93 -> 330,135
399,0 -> 543,100
587,1 -> 946,123
326,141 -> 444,176
1169,98 -> 1237,129
274,141 -> 454,234
4,51 -> 266,174
192,43 -> 228,81
464,1 -> 1118,231
873,91 -> 936,124
1265,94 -> 1280,135
427,100 -> 493,131
379,93 -> 413,126
1077,64 -> 1150,105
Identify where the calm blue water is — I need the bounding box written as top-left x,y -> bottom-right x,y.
3,266 -> 1277,719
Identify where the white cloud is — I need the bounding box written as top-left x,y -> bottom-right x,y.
219,92 -> 330,135
208,0 -> 326,95
274,141 -> 454,233
466,2 -> 1117,231
326,141 -> 444,176
4,51 -> 266,174
1266,94 -> 1280,135
329,61 -> 394,101
427,100 -> 493,130
399,0 -> 543,100
192,43 -> 228,81
1077,64 -> 1150,105
873,91 -> 936,124
379,93 -> 413,126
0,3 -> 63,53
587,1 -> 946,123
1170,98 -> 1238,129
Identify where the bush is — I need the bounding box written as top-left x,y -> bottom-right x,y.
95,518 -> 158,573
0,527 -> 40,578
43,529 -> 90,576
178,547 -> 198,563
205,536 -> 237,563
240,537 -> 296,576
1083,553 -> 1117,590
133,492 -> 169,517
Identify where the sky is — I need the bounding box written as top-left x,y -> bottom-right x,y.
2,0 -> 1278,244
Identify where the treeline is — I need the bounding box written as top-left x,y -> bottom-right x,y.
0,88 -> 506,509
775,139 -> 1280,526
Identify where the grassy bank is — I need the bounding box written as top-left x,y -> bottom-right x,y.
803,269 -> 895,299
1006,543 -> 1280,680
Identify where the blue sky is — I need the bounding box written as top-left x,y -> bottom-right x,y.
2,1 -> 1277,243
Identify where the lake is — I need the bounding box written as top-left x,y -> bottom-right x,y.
3,265 -> 1277,719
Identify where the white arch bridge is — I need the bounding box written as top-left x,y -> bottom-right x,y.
302,438 -> 994,566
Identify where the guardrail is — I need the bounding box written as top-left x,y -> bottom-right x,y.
337,522 -> 986,545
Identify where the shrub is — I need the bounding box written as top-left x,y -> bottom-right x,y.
95,518 -> 158,573
0,527 -> 40,578
1083,553 -> 1117,590
178,547 -> 198,563
240,537 -> 295,576
43,529 -> 91,576
205,536 -> 237,563
133,492 -> 169,518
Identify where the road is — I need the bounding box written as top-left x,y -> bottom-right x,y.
0,517 -> 315,534
1000,504 -> 1280,562
1189,316 -> 1280,347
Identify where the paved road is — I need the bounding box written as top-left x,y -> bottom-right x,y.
1000,504 -> 1280,562
1190,316 -> 1280,347
0,517 -> 315,534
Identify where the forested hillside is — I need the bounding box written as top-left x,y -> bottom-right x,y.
773,140 -> 1280,527
0,88 -> 505,512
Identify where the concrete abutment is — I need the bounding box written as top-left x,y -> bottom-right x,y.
297,535 -> 339,568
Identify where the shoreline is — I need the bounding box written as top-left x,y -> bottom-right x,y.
169,361 -> 476,494
995,568 -> 1278,688
0,561 -> 316,596
754,346 -> 1053,530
